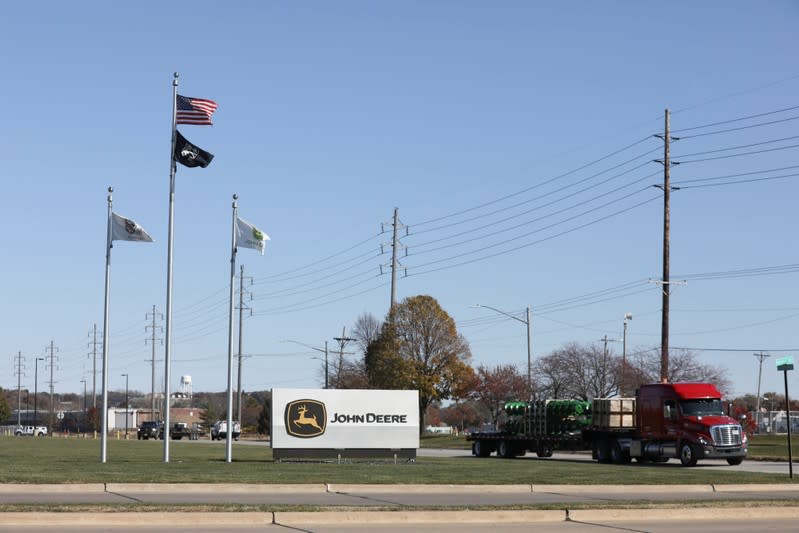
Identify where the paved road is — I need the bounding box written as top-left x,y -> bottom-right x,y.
419,448 -> 795,475
220,440 -> 794,475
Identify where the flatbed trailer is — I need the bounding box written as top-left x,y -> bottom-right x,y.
467,383 -> 748,466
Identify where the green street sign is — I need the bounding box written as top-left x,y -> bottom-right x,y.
776,356 -> 794,372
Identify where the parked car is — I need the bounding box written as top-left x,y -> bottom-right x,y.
14,425 -> 47,437
211,420 -> 241,441
136,421 -> 163,440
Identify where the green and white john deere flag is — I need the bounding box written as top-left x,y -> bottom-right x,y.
111,212 -> 154,243
236,216 -> 270,255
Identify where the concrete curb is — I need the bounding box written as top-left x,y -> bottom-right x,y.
536,484 -> 713,494
3,482 -> 799,494
567,506 -> 799,522
327,483 -> 533,493
105,483 -> 328,494
0,484 -> 106,494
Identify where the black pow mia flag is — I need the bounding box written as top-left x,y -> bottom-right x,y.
174,129 -> 214,168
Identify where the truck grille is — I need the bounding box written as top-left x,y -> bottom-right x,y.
711,424 -> 743,446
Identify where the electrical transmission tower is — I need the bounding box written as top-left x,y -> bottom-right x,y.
87,324 -> 102,409
235,265 -> 253,423
45,340 -> 59,429
14,351 -> 25,426
146,305 -> 164,417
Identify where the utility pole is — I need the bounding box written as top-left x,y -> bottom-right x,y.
145,306 -> 163,418
599,335 -> 611,358
754,352 -> 771,433
382,207 -> 407,314
45,340 -> 59,430
15,351 -> 25,426
88,324 -> 101,409
236,265 -> 252,423
654,108 -> 680,384
333,327 -> 356,387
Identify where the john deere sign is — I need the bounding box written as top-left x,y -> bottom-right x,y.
272,388 -> 419,460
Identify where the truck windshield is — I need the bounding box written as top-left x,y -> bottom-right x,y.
680,399 -> 723,416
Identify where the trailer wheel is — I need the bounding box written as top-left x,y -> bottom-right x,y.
726,457 -> 744,466
536,444 -> 553,458
472,440 -> 490,458
498,440 -> 514,459
679,442 -> 698,466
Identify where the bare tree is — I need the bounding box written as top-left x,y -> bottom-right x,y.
536,342 -> 619,400
353,312 -> 382,355
626,348 -> 731,394
472,364 -> 528,428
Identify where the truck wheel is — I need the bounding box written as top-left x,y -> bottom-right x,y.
726,457 -> 744,466
536,444 -> 553,458
14,431 -> 22,436
679,442 -> 698,466
472,440 -> 491,458
498,440 -> 514,459
610,440 -> 630,464
594,439 -> 611,464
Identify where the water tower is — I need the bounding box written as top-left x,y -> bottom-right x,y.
179,375 -> 193,400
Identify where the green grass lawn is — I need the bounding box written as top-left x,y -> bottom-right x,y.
747,433 -> 795,460
0,435 -> 795,485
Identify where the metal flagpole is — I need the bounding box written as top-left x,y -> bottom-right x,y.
225,195 -> 239,463
100,187 -> 113,463
163,72 -> 179,462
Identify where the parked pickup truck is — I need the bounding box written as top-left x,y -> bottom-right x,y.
15,425 -> 47,437
137,421 -> 163,440
211,420 -> 241,441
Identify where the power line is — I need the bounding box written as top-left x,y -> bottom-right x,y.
411,135 -> 655,228
406,191 -> 660,276
676,142 -> 799,165
673,135 -> 799,159
672,103 -> 799,133
410,169 -> 659,255
676,114 -> 799,139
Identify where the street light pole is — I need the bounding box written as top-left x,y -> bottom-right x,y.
121,374 -> 129,438
34,357 -> 44,427
622,313 -> 632,396
472,304 -> 533,398
282,340 -> 330,389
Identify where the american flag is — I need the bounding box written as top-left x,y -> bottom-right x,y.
176,94 -> 218,125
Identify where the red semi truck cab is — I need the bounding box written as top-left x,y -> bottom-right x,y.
634,383 -> 748,466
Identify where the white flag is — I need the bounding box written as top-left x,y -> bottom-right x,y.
236,216 -> 269,255
111,212 -> 154,243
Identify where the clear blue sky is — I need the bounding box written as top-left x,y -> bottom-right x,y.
1,1 -> 797,404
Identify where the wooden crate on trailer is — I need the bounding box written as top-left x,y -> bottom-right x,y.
592,398 -> 636,428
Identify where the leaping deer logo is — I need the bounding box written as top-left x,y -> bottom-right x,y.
284,399 -> 327,438
293,404 -> 322,431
